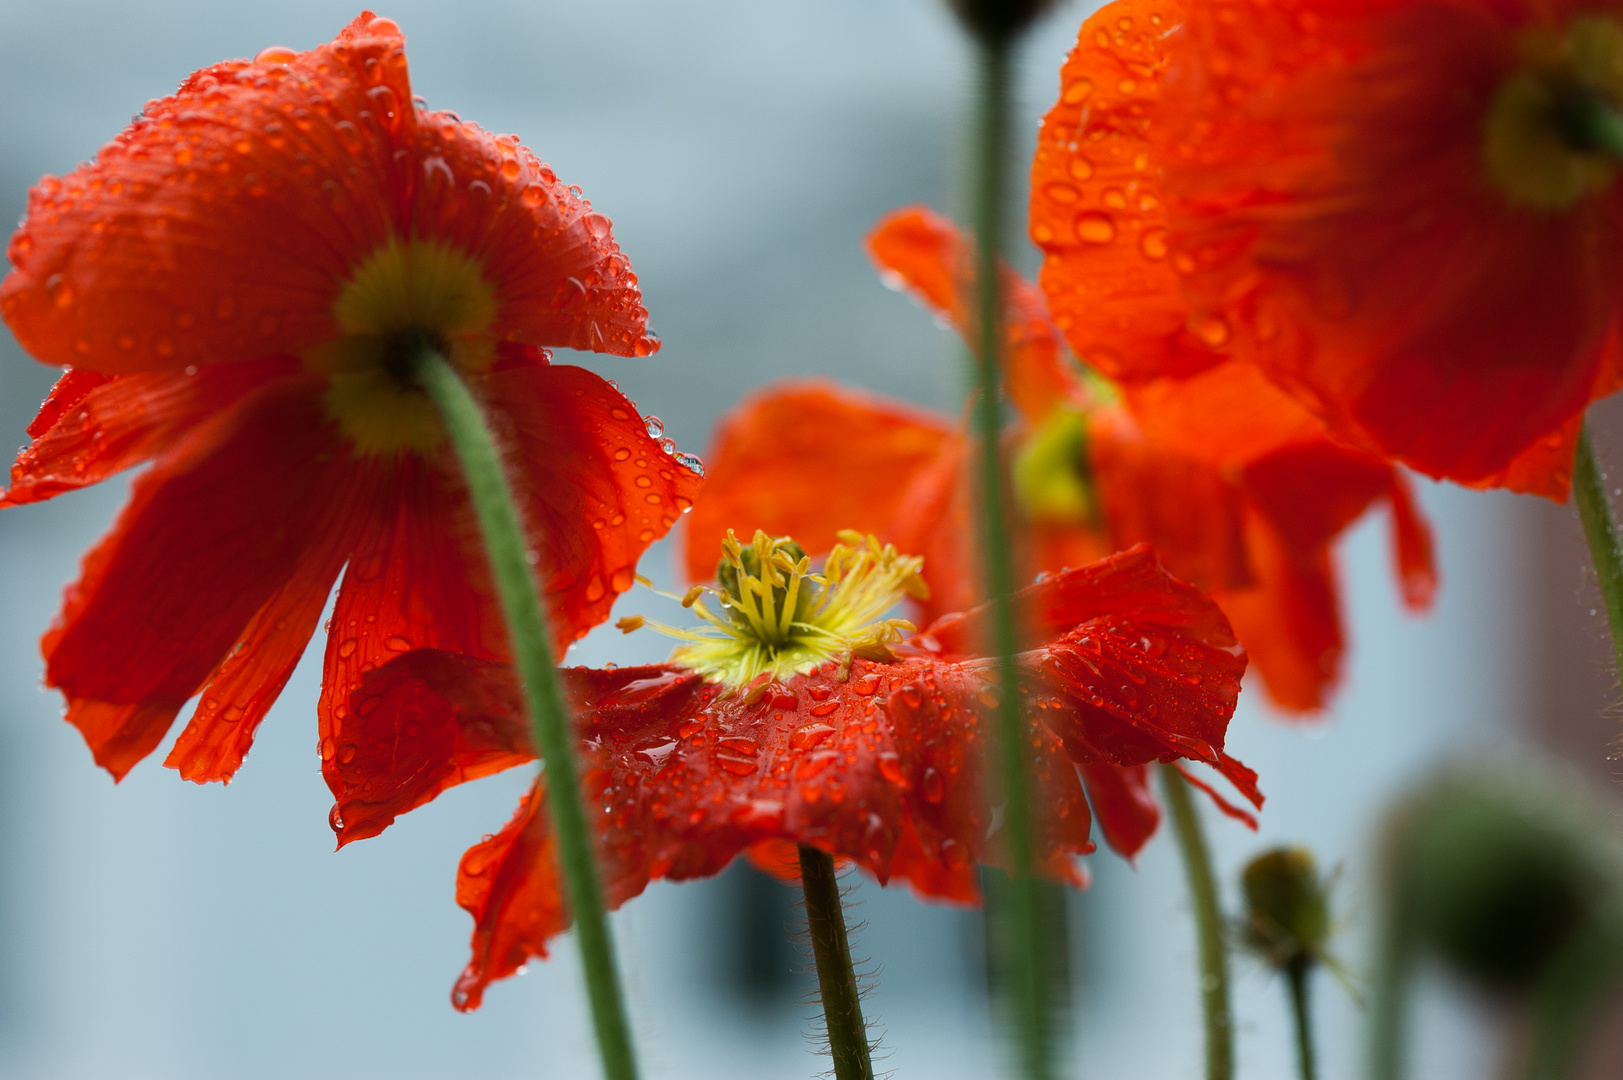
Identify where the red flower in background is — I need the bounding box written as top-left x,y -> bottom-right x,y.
1030,0 -> 1623,497
687,207 -> 1433,713
0,13 -> 700,784
328,534 -> 1257,1008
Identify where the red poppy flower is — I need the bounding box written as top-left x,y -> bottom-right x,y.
1030,0 -> 1623,498
0,13 -> 701,785
328,533 -> 1257,1008
686,206 -> 1434,713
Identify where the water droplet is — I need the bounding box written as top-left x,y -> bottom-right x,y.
1187,314 -> 1231,347
1044,182 -> 1080,205
1062,78 -> 1094,104
1069,157 -> 1094,182
585,576 -> 606,602
853,673 -> 880,696
1075,212 -> 1115,244
255,45 -> 298,64
319,737 -> 336,761
922,767 -> 944,803
809,700 -> 839,717
718,735 -> 758,756
521,184 -> 546,207
610,567 -> 635,592
877,752 -> 905,785
717,753 -> 757,776
675,452 -> 705,476
939,837 -> 969,868
791,724 -> 835,750
338,743 -> 358,764
1139,228 -> 1169,260
384,635 -> 412,652
338,638 -> 358,659
644,415 -> 664,439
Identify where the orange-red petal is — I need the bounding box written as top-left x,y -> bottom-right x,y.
681,381 -> 950,583
1,14 -> 654,377
1156,0 -> 1623,488
1030,0 -> 1223,384
43,372 -> 345,779
869,206 -> 1084,421
1078,763 -> 1160,859
2,357 -> 298,508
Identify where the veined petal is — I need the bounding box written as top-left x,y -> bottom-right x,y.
44,372 -> 345,779
164,459 -> 366,783
484,360 -> 702,636
2,357 -> 298,507
1078,762 -> 1160,859
682,381 -> 950,583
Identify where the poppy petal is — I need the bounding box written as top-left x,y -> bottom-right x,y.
2,357 -> 299,507
1030,0 -> 1223,384
1119,361 -> 1329,470
1079,762 -> 1160,859
1387,471 -> 1438,613
452,777 -> 567,1012
1240,441 -> 1397,556
1,14 -> 655,378
868,206 -> 1083,420
331,649 -> 532,846
163,465 -> 363,783
681,381 -> 950,583
483,361 -> 703,637
44,372 -> 345,779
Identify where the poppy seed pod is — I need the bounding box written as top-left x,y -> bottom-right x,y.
946,0 -> 1056,42
1242,847 -> 1331,970
1387,762 -> 1622,993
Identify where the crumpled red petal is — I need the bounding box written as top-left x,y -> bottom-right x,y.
2,358 -> 299,508
44,371 -> 347,780
350,546 -> 1253,1007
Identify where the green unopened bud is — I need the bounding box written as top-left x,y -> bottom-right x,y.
1387,761 -> 1622,994
945,0 -> 1056,42
1242,847 -> 1331,971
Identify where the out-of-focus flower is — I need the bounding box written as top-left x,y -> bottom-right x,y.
1030,0 -> 1623,498
0,13 -> 700,785
1241,846 -> 1332,972
687,206 -> 1433,712
333,534 -> 1258,1008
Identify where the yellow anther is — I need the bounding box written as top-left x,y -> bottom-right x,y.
615,615 -> 645,634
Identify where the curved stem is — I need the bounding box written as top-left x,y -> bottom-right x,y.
968,30 -> 1054,1080
1160,766 -> 1234,1080
416,348 -> 638,1080
1287,957 -> 1318,1080
798,845 -> 875,1080
1573,424 -> 1623,681
1523,905 -> 1623,1080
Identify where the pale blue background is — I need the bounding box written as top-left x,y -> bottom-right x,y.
0,0 -> 1602,1076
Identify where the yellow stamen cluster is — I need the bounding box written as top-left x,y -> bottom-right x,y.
642,529 -> 929,688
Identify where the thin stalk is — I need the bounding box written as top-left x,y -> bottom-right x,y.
1573,424 -> 1623,680
1522,904 -> 1623,1080
1287,957 -> 1318,1080
1366,881 -> 1415,1080
416,347 -> 638,1080
798,845 -> 875,1080
968,29 -> 1053,1080
1160,766 -> 1234,1080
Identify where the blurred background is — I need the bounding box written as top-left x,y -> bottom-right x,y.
0,0 -> 1619,1076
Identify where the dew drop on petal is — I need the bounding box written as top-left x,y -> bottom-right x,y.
1076,212 -> 1115,244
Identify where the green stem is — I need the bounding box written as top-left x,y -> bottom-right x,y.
1573,424 -> 1623,680
968,29 -> 1053,1080
1287,957 -> 1318,1080
798,845 -> 875,1080
1160,766 -> 1234,1080
416,347 -> 638,1080
1523,905 -> 1623,1080
1366,870 -> 1414,1080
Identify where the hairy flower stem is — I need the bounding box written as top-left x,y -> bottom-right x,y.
1574,425 -> 1623,682
1161,766 -> 1234,1080
968,30 -> 1054,1080
1287,958 -> 1318,1080
798,845 -> 875,1080
416,348 -> 639,1080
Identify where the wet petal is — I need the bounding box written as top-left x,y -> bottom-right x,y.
44,372 -> 346,779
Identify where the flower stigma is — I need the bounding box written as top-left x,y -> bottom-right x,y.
634,529 -> 930,688
1484,15 -> 1623,210
305,236 -> 500,456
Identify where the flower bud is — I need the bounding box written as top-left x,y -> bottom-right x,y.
946,0 -> 1056,43
1386,761 -> 1621,993
1242,847 -> 1331,970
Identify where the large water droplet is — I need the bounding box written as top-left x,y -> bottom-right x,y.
1075,212 -> 1116,244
